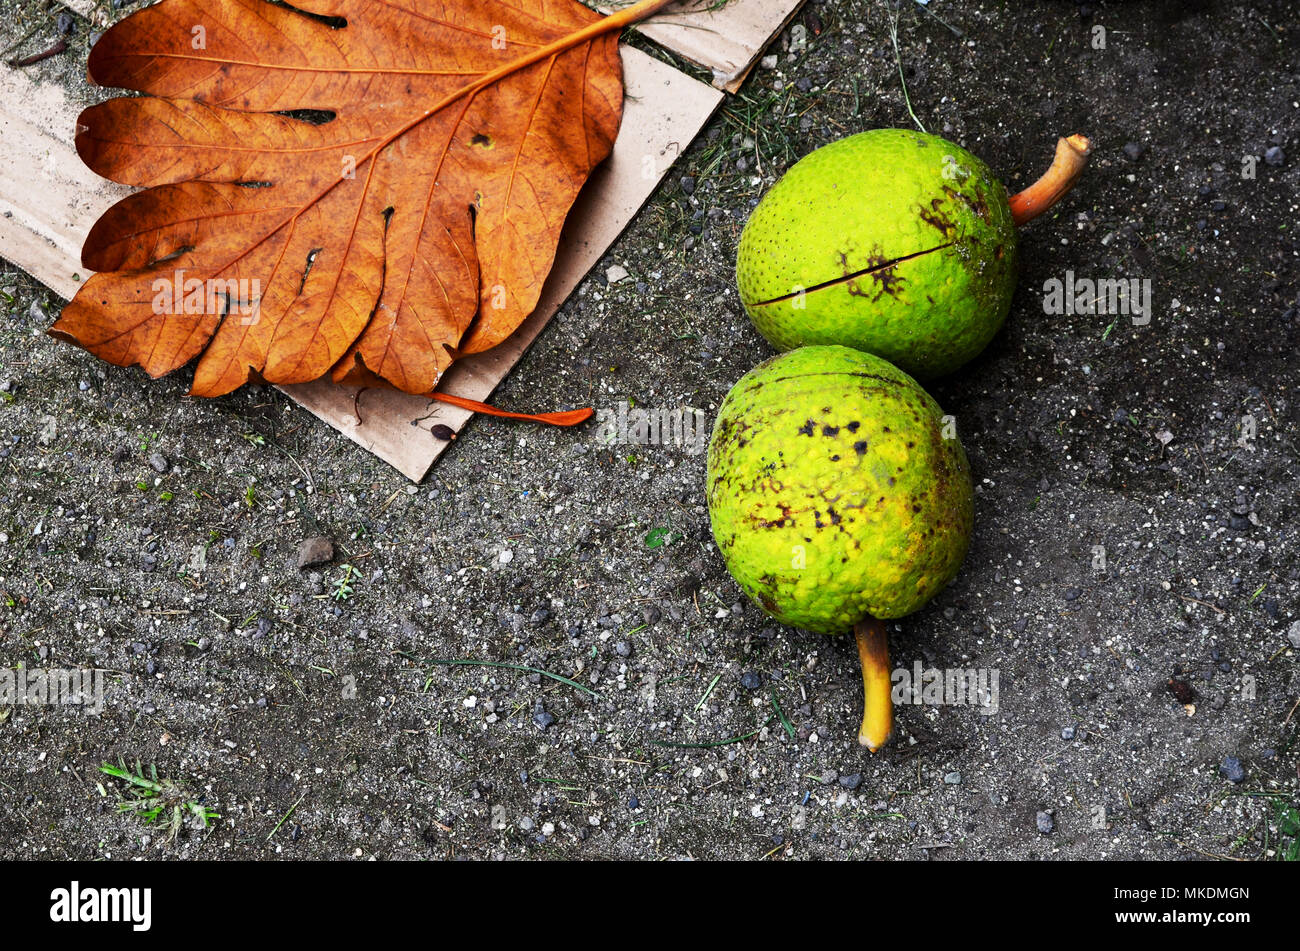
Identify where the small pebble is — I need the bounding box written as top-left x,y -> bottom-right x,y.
296,536 -> 334,569
1061,726 -> 1076,740
1264,146 -> 1285,166
943,771 -> 962,785
1036,810 -> 1055,834
1220,756 -> 1245,784
838,773 -> 862,791
739,671 -> 762,690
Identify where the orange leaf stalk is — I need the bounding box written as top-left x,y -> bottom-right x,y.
430,392 -> 592,426
1008,134 -> 1092,227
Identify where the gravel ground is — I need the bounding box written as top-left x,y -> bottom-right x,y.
0,0 -> 1298,860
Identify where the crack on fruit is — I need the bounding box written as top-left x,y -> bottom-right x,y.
738,372 -> 909,395
751,242 -> 953,306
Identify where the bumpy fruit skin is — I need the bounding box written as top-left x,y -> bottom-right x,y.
707,346 -> 973,634
736,129 -> 1018,379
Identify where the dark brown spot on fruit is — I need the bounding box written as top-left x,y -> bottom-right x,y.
943,185 -> 991,223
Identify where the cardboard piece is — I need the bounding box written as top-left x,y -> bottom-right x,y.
0,66 -> 130,302
1,0 -> 807,480
629,0 -> 810,92
0,47 -> 722,480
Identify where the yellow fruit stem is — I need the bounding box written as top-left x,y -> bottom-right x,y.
1008,134 -> 1093,227
854,616 -> 893,752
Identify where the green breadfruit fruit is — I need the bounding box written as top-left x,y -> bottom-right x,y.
736,129 -> 1091,379
706,345 -> 974,749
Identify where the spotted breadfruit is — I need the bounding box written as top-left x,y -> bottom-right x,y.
706,345 -> 973,634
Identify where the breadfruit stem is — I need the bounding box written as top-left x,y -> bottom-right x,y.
854,616 -> 893,752
1008,134 -> 1092,227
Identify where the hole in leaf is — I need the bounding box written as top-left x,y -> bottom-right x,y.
298,247 -> 323,294
149,245 -> 196,267
267,0 -> 347,30
273,109 -> 337,125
